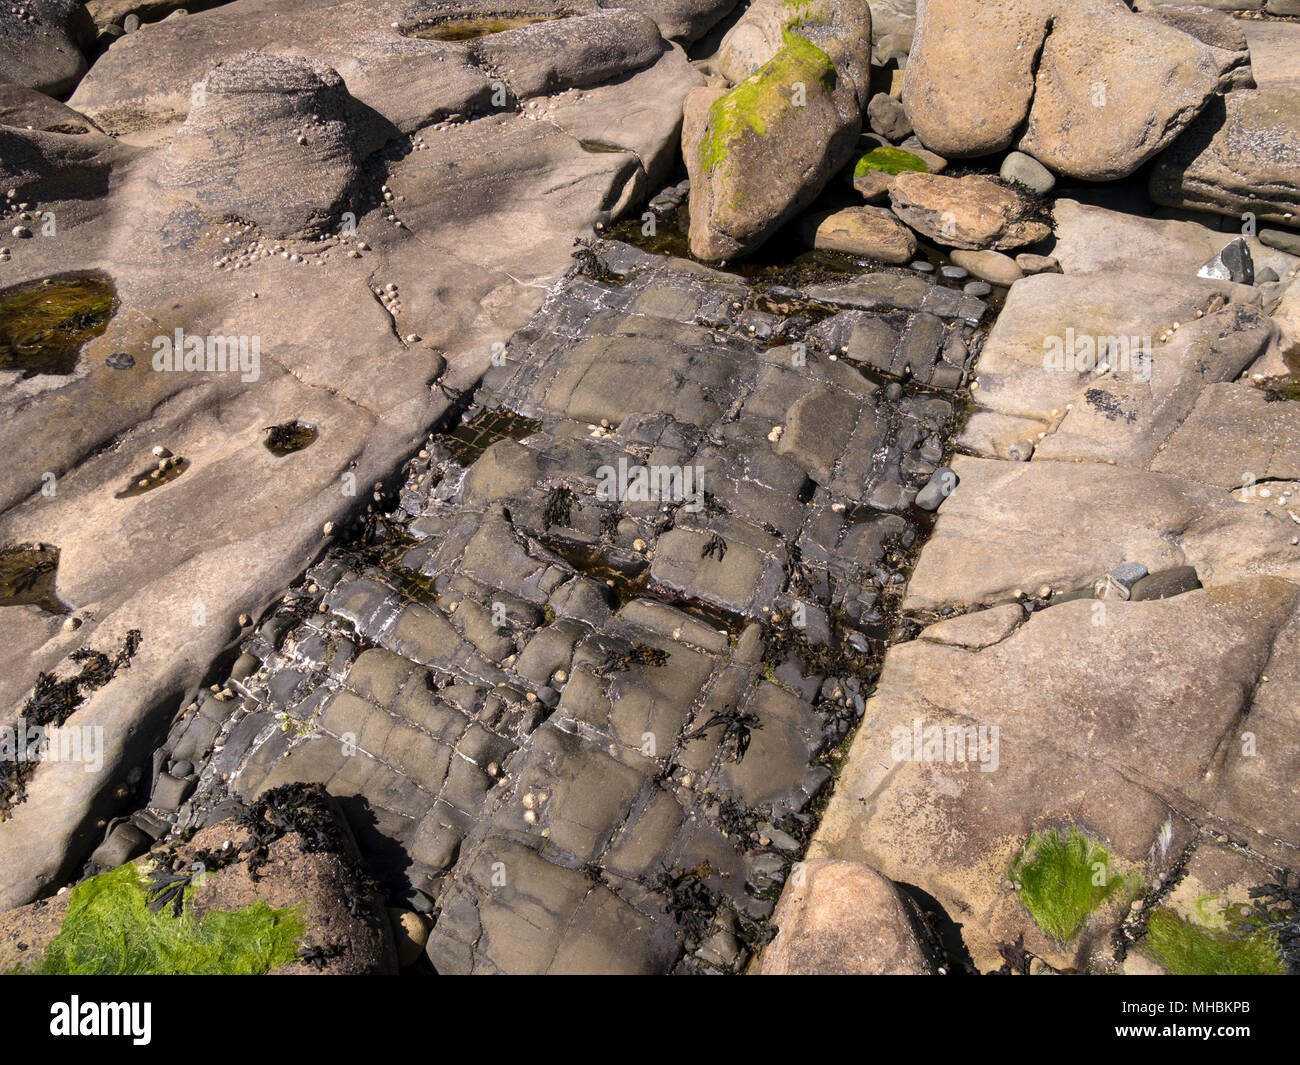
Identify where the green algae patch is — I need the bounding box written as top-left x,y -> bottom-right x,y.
700,26 -> 836,182
1144,907 -> 1284,976
16,863 -> 306,975
853,146 -> 927,179
1010,827 -> 1141,943
0,273 -> 117,378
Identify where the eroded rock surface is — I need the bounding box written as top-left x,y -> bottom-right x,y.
115,241 -> 987,973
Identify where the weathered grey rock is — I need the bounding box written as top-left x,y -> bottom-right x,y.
469,9 -> 665,99
1150,381 -> 1300,488
66,0 -> 537,141
537,42 -> 705,197
684,0 -> 871,260
1093,562 -> 1149,601
905,456 -> 1300,611
1151,88 -> 1300,226
914,467 -> 955,511
867,92 -> 912,142
999,150 -> 1055,195
604,0 -> 740,44
0,0 -> 97,97
156,52 -> 369,239
919,603 -> 1025,649
756,860 -> 937,974
89,821 -> 150,870
798,206 -> 917,264
889,172 -> 1052,251
1052,199 -> 1299,279
809,577 -> 1300,971
966,268 -> 1252,431
1130,565 -> 1202,602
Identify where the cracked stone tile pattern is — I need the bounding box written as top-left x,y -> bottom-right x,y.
146,240 -> 986,973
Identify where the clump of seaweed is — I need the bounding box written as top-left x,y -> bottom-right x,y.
1,630 -> 142,821
13,863 -> 305,975
1241,873 -> 1300,974
1009,826 -> 1141,944
1143,907 -> 1285,976
684,705 -> 761,763
590,641 -> 670,676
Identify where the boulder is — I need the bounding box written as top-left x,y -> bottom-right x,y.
904,0 -> 1236,181
757,860 -> 938,974
1151,89 -> 1300,227
156,52 -> 370,240
0,0 -> 97,98
849,143 -> 943,202
888,172 -> 1052,251
684,0 -> 871,261
712,0 -> 787,84
902,0 -> 1051,158
1019,0 -> 1238,181
799,206 -> 917,263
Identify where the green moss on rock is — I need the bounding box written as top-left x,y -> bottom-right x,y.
853,146 -> 927,179
14,863 -> 306,975
700,26 -> 836,182
1010,826 -> 1141,944
1144,907 -> 1284,975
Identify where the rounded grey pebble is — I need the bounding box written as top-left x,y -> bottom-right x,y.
940,264 -> 968,280
910,260 -> 934,273
123,13 -> 140,31
916,467 -> 956,512
964,280 -> 992,297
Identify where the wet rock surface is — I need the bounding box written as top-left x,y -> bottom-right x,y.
122,240 -> 985,972
2,0 -> 1298,981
